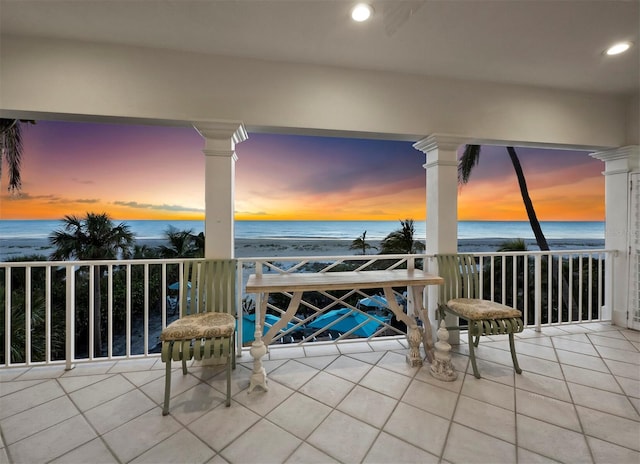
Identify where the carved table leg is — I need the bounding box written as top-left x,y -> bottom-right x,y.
248,292 -> 269,393
430,319 -> 458,381
383,287 -> 423,367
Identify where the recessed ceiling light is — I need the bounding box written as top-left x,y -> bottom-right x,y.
605,41 -> 632,56
351,3 -> 373,22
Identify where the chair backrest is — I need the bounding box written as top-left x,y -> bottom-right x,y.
436,254 -> 480,303
180,259 -> 237,317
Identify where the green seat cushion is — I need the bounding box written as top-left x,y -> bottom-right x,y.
447,298 -> 522,321
160,312 -> 235,341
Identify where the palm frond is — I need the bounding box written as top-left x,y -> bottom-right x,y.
458,144 -> 482,185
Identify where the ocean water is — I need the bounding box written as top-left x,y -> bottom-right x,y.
0,219 -> 605,241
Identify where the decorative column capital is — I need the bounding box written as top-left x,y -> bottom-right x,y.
413,134 -> 467,154
590,145 -> 639,174
192,120 -> 248,152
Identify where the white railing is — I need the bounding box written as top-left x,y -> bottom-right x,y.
1,250 -> 614,368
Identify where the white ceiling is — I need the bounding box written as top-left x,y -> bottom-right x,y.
1,0 -> 638,96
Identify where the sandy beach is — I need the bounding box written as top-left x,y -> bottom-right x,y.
1,237 -> 605,261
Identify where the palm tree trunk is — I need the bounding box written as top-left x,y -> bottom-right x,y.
507,147 -> 550,251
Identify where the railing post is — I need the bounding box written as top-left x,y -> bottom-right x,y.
534,255 -> 542,332
65,265 -> 75,371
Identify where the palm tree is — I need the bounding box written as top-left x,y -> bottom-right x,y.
497,238 -> 528,252
0,118 -> 36,193
379,219 -> 425,254
49,212 -> 135,355
349,230 -> 377,255
459,145 -> 550,251
156,227 -> 203,258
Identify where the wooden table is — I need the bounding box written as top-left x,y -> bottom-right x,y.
245,269 -> 449,392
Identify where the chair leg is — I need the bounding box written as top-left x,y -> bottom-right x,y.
226,355 -> 232,407
468,322 -> 481,379
181,354 -> 188,375
162,356 -> 172,416
508,333 -> 522,374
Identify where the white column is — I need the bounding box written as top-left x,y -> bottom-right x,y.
413,134 -> 463,255
414,134 -> 465,381
590,145 -> 639,327
193,121 -> 248,259
414,135 -> 463,339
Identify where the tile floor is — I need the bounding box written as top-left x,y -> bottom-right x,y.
0,322 -> 639,464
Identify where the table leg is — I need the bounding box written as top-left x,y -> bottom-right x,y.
248,292 -> 269,393
382,287 -> 422,367
410,285 -> 434,363
430,319 -> 458,381
248,291 -> 303,393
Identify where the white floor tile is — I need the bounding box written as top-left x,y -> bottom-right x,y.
595,345 -> 640,364
188,401 -> 261,451
604,358 -> 640,380
102,409 -> 182,462
234,378 -> 294,416
383,402 -> 449,456
443,423 -> 516,464
587,435 -> 640,464
285,443 -> 339,463
568,382 -> 639,420
0,379 -> 65,420
307,410 -> 379,463
358,365 -> 412,399
556,349 -> 609,372
588,334 -> 638,352
577,405 -> 640,451
516,389 -> 581,432
50,437 -> 118,464
165,382 -> 227,425
515,370 -> 572,402
295,354 -> 338,370
70,374 -> 135,411
402,378 -> 458,419
454,395 -> 516,443
461,376 -> 515,411
323,355 -> 372,383
562,364 -> 623,393
269,359 -> 319,389
84,389 -> 156,434
517,414 -> 592,463
298,371 -> 355,407
267,392 -> 331,439
1,395 -> 78,445
337,385 -> 397,428
130,429 -> 215,464
222,418 -> 302,464
7,415 -> 96,463
363,431 -> 439,464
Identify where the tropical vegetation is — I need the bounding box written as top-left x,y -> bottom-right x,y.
49,213 -> 135,355
0,118 -> 36,193
379,219 -> 425,254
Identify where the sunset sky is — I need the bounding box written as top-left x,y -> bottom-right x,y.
0,120 -> 604,221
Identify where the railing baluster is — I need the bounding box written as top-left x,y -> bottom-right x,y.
568,256 -> 574,323
534,254 -> 542,331
46,266 -> 52,363
89,264 -> 95,360
65,264 -> 75,370
126,263 -> 132,358
108,264 -> 113,358
144,263 -> 149,356
25,266 -> 32,365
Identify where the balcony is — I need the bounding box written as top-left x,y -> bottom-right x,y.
1,323 -> 638,463
1,252 -> 639,463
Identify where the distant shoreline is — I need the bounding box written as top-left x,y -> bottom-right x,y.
1,237 -> 606,261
